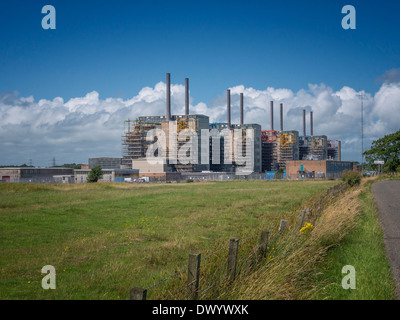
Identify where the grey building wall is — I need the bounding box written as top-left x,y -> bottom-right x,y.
89,157 -> 122,169
0,168 -> 74,183
326,161 -> 353,179
208,123 -> 262,174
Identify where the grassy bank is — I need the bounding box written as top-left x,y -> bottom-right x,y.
215,178 -> 396,300
312,178 -> 396,299
0,180 -> 337,299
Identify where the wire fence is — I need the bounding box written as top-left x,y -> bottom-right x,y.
128,182 -> 348,300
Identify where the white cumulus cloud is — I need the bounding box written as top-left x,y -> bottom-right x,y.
0,80 -> 399,166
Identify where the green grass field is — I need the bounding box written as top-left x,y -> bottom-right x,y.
0,180 -> 338,300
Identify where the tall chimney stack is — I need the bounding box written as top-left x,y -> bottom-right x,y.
310,111 -> 313,136
227,89 -> 231,128
270,101 -> 274,131
185,78 -> 189,116
240,93 -> 244,125
280,103 -> 283,131
166,73 -> 171,120
302,109 -> 306,136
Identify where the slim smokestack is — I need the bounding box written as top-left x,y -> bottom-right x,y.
240,93 -> 244,125
280,103 -> 283,131
227,89 -> 231,128
310,111 -> 314,136
166,73 -> 171,120
185,78 -> 189,115
302,109 -> 306,136
270,101 -> 274,131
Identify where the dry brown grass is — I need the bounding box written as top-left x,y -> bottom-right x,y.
216,185 -> 363,300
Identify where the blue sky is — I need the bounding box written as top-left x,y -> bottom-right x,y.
1,0 -> 399,102
1,0 -> 400,166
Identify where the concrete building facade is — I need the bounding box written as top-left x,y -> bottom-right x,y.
74,168 -> 139,183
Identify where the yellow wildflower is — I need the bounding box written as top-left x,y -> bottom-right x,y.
300,222 -> 314,234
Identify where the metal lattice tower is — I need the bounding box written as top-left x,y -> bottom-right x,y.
357,93 -> 366,169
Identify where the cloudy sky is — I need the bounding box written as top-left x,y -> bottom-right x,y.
1,0 -> 399,166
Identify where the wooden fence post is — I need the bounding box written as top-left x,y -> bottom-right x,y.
227,238 -> 239,282
187,253 -> 201,300
279,219 -> 287,234
297,210 -> 306,230
257,230 -> 269,258
130,287 -> 147,300
318,196 -> 323,212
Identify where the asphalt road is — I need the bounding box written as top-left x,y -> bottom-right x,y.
372,180 -> 400,299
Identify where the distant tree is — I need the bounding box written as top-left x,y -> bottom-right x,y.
58,163 -> 82,169
274,168 -> 285,179
87,165 -> 103,183
363,130 -> 400,172
0,164 -> 29,168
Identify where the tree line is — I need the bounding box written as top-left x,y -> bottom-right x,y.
363,129 -> 400,173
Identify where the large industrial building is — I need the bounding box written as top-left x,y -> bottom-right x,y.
122,74 -> 262,176
119,73 -> 346,180
260,104 -> 341,173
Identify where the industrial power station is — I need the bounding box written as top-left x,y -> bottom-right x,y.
121,73 -> 349,181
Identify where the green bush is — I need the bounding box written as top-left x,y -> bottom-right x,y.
186,179 -> 194,183
274,168 -> 285,180
87,165 -> 103,183
341,170 -> 361,186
